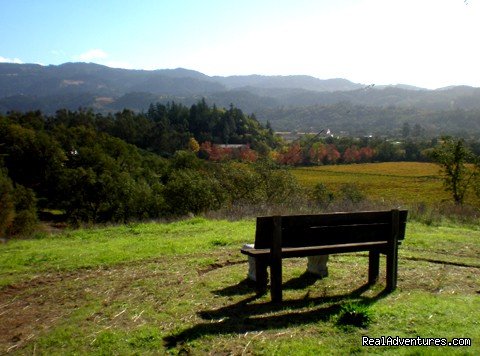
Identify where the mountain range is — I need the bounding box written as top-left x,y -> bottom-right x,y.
2,62 -> 480,133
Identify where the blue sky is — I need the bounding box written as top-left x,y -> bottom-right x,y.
1,0 -> 479,89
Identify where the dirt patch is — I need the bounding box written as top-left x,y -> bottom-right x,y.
0,279 -> 83,352
0,253 -> 226,353
197,260 -> 245,275
0,266 -> 108,352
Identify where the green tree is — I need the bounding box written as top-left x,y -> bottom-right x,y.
8,183 -> 38,236
430,137 -> 475,205
0,169 -> 15,237
0,167 -> 38,237
215,162 -> 266,204
253,162 -> 301,204
163,169 -> 225,215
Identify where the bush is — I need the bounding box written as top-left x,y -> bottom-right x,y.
8,184 -> 38,236
254,162 -> 302,204
170,150 -> 203,170
0,171 -> 38,237
164,169 -> 226,215
215,162 -> 267,205
0,170 -> 15,237
59,167 -> 167,224
339,183 -> 365,204
311,182 -> 335,206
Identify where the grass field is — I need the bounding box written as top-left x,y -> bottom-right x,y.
1,218 -> 479,355
292,162 -> 452,204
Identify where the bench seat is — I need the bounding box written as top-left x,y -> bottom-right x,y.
241,240 -> 389,258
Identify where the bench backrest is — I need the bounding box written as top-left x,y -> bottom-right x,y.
254,210 -> 408,249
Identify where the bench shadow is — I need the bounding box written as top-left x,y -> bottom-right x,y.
213,278 -> 256,296
163,283 -> 388,349
213,272 -> 322,297
282,271 -> 323,290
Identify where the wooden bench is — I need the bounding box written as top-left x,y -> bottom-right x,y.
241,209 -> 408,302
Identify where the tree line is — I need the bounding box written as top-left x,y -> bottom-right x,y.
257,102 -> 480,139
273,135 -> 443,166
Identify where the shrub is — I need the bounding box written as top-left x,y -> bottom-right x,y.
0,172 -> 38,237
336,302 -> 373,328
311,182 -> 335,206
164,169 -> 226,215
8,184 -> 38,236
254,162 -> 302,204
170,150 -> 203,170
339,183 -> 366,204
0,170 -> 15,237
215,162 -> 267,205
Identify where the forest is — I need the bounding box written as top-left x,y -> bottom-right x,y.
3,99 -> 480,238
0,101 -> 299,237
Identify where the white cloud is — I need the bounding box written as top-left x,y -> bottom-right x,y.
77,49 -> 108,61
0,56 -> 23,64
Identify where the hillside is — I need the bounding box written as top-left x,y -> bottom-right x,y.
256,102 -> 480,137
2,62 -> 480,118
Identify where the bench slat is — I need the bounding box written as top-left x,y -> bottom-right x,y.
241,240 -> 388,258
281,223 -> 390,248
274,210 -> 407,227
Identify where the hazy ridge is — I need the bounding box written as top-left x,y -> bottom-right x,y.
2,62 -> 480,135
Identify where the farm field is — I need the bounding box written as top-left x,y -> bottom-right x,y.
293,162 -> 454,205
1,218 -> 479,355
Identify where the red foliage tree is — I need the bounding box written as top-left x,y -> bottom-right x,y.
325,144 -> 340,164
278,143 -> 303,165
238,145 -> 258,162
309,144 -> 328,165
343,146 -> 361,163
358,146 -> 375,162
198,142 -> 234,162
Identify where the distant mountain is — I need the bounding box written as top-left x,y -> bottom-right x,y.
0,62 -> 225,98
2,62 -> 480,125
213,75 -> 362,92
374,84 -> 426,91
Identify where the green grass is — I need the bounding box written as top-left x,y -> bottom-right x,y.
0,218 -> 253,287
0,218 -> 479,355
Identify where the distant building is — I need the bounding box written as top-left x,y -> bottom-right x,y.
217,144 -> 248,149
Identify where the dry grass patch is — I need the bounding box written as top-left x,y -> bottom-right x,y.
293,162 -> 451,205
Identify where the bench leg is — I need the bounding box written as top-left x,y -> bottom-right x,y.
270,215 -> 283,302
368,251 -> 380,285
386,209 -> 400,292
255,258 -> 268,294
270,257 -> 282,303
386,250 -> 398,292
